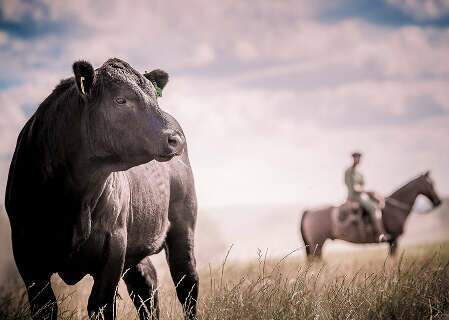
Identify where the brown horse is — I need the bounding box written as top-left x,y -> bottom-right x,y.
300,171 -> 441,259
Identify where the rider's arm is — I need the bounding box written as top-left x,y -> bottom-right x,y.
353,182 -> 363,193
347,169 -> 364,193
353,171 -> 364,192
344,169 -> 351,188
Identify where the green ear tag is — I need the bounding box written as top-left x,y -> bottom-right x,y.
152,81 -> 162,98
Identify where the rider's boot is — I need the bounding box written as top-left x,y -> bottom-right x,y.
372,209 -> 391,242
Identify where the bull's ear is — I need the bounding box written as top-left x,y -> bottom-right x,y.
424,170 -> 430,177
144,69 -> 169,97
73,60 -> 96,96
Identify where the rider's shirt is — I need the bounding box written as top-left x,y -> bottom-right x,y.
345,166 -> 364,201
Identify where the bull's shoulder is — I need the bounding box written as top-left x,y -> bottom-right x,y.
126,161 -> 170,187
8,115 -> 36,166
124,162 -> 171,206
168,152 -> 196,200
124,152 -> 195,203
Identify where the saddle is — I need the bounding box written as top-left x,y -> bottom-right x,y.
334,201 -> 379,243
337,191 -> 385,221
337,201 -> 364,222
337,192 -> 385,223
334,193 -> 386,242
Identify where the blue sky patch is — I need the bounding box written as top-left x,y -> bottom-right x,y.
0,78 -> 22,90
0,5 -> 70,39
320,0 -> 449,27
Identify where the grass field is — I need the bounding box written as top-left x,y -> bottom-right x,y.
1,242 -> 449,320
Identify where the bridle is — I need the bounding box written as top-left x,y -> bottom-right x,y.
385,197 -> 412,212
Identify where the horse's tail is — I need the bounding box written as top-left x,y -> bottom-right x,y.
300,210 -> 311,256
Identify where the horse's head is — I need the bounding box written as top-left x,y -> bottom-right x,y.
72,58 -> 185,170
418,171 -> 442,208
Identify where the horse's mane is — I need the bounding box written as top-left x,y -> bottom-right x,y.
388,174 -> 423,199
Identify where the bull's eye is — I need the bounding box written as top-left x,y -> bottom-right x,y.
115,97 -> 126,104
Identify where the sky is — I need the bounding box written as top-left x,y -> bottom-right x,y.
1,0 -> 449,209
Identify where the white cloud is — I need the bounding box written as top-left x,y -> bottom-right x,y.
0,0 -> 448,208
157,72 -> 449,207
233,40 -> 259,62
192,43 -> 216,66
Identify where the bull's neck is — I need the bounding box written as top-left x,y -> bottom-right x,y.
68,157 -> 112,200
32,117 -> 112,205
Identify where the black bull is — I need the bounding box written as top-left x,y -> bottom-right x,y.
5,58 -> 198,319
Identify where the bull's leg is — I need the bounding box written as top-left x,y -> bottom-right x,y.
23,278 -> 57,320
165,231 -> 198,319
87,234 -> 125,320
12,241 -> 57,320
123,257 -> 159,320
165,203 -> 199,319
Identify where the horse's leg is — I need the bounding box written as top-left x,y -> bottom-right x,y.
87,234 -> 125,320
303,244 -> 313,262
165,202 -> 198,320
311,239 -> 325,260
306,227 -> 329,261
388,239 -> 398,256
303,240 -> 325,263
123,256 -> 159,320
302,208 -> 333,262
301,211 -> 311,258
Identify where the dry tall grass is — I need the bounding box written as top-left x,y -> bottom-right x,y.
1,242 -> 448,320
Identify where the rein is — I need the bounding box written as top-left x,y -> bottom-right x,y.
386,197 -> 412,212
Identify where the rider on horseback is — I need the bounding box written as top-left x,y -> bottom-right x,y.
344,151 -> 391,242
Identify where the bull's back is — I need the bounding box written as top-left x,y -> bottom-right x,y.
5,116 -> 35,218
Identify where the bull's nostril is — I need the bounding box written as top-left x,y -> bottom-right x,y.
168,135 -> 179,147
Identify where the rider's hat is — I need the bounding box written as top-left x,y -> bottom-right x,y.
351,151 -> 362,157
